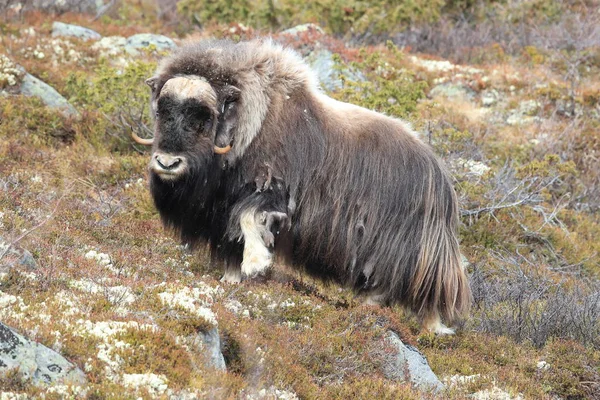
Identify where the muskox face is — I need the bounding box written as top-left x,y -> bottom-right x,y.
141,75 -> 240,181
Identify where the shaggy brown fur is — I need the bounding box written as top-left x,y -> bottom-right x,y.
145,38 -> 471,333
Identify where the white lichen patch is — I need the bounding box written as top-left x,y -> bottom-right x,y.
69,278 -> 136,307
15,37 -> 88,66
44,384 -> 87,398
472,386 -> 523,400
455,158 -> 491,177
122,373 -> 169,396
445,374 -> 482,387
410,55 -> 483,75
84,249 -> 111,266
0,54 -> 24,88
241,386 -> 299,400
0,393 -> 29,400
54,290 -> 83,317
73,320 -> 157,381
83,248 -> 130,275
75,319 -> 156,339
0,290 -> 29,321
158,284 -> 221,326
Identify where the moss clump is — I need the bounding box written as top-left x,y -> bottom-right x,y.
0,96 -> 75,147
115,327 -> 193,387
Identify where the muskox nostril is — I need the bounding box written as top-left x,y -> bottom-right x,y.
155,154 -> 182,170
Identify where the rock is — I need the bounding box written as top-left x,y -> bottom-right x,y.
198,327 -> 226,370
92,34 -> 176,64
0,238 -> 38,273
306,49 -> 365,92
19,73 -> 78,117
125,34 -> 176,55
28,0 -> 104,15
52,22 -> 101,41
0,322 -> 87,386
280,23 -> 324,37
430,82 -> 476,101
381,331 -> 444,393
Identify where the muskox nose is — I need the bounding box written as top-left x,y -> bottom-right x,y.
150,151 -> 187,180
155,154 -> 182,170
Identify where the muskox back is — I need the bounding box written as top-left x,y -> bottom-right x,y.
241,87 -> 469,326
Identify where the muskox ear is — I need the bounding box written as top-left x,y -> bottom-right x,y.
145,76 -> 159,92
215,85 -> 241,151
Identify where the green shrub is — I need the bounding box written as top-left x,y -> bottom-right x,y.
65,60 -> 155,153
331,45 -> 427,118
177,0 -> 446,35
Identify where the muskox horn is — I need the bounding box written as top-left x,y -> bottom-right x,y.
213,144 -> 232,154
131,130 -> 154,146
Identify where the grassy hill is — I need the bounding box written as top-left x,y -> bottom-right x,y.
1,1 -> 599,398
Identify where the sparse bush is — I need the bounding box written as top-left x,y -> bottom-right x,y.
470,251 -> 600,349
65,60 -> 155,153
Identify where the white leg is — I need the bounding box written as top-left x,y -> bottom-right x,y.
240,208 -> 273,278
424,312 -> 455,335
220,268 -> 242,284
362,293 -> 385,306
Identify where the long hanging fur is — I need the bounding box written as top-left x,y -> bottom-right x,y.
150,38 -> 471,327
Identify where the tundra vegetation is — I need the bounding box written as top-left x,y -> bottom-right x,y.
0,0 -> 599,399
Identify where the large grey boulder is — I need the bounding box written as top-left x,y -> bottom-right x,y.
20,73 -> 78,117
381,331 -> 444,393
0,322 -> 87,386
52,22 -> 101,41
306,49 -> 365,92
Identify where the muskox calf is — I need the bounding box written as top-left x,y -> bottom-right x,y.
133,39 -> 471,334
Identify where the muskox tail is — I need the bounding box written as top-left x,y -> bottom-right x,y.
409,167 -> 472,325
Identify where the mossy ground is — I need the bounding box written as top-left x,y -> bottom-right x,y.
1,2 -> 599,399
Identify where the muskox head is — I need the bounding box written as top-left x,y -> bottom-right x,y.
134,74 -> 241,181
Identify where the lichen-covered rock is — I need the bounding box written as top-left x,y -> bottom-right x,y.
381,331 -> 444,393
125,34 -> 176,55
280,23 -> 324,37
430,82 -> 476,101
0,322 -> 87,386
52,22 -> 101,41
20,73 -> 78,116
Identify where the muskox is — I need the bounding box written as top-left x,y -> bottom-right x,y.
133,39 -> 471,334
